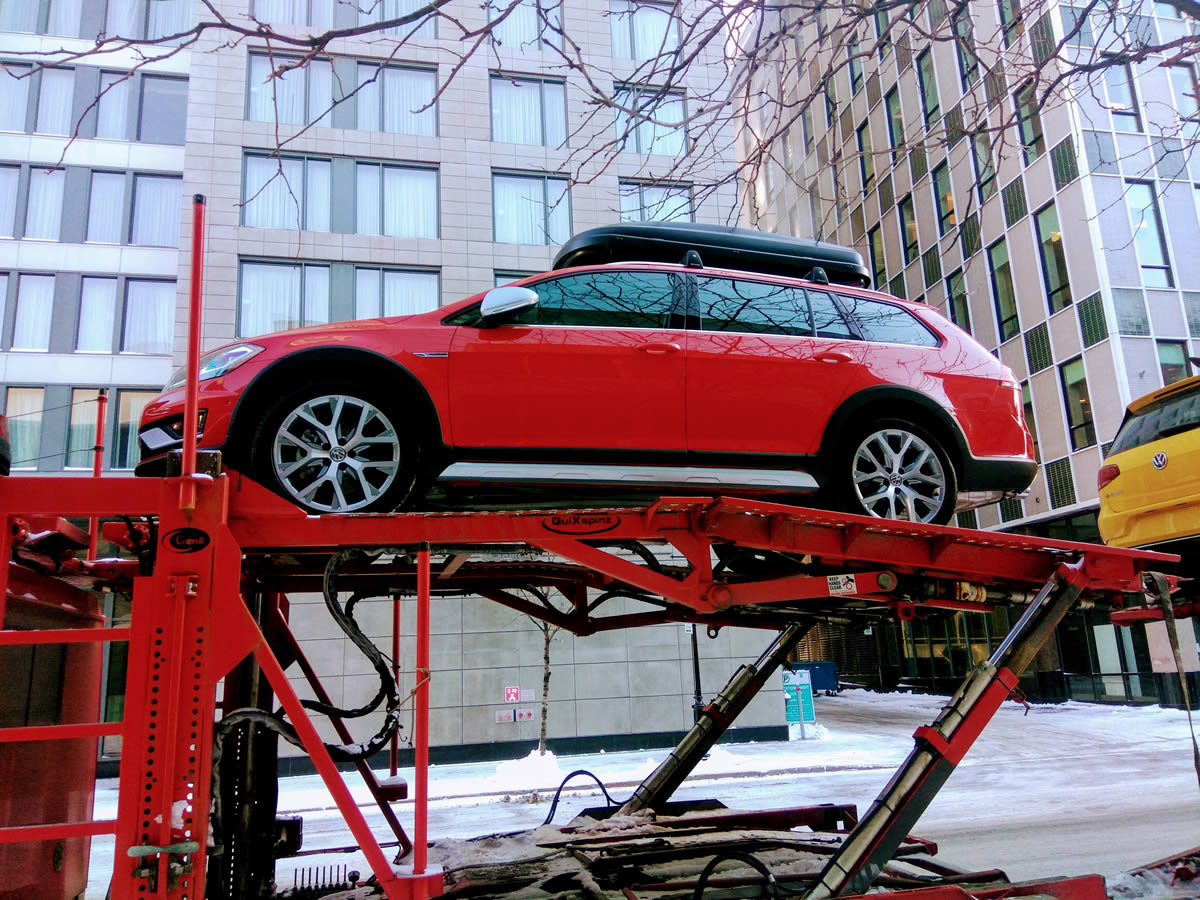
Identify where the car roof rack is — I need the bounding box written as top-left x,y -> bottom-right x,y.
552,222 -> 872,288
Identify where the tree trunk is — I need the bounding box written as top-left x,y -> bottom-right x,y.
539,626 -> 556,755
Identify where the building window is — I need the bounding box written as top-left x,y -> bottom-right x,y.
0,63 -> 31,131
243,154 -> 332,231
239,261 -> 331,337
4,387 -> 43,470
619,182 -> 692,221
615,87 -> 685,156
36,68 -> 74,136
138,75 -> 188,144
998,0 -> 1023,44
848,36 -> 864,94
857,120 -> 874,192
355,163 -> 438,238
490,75 -> 565,146
357,64 -> 437,136
104,0 -> 192,40
1034,203 -> 1072,312
801,107 -> 813,154
932,162 -> 955,235
1158,341 -> 1191,385
989,239 -> 1019,341
24,168 -> 63,240
610,0 -> 679,61
1169,64 -> 1198,119
130,175 -> 182,247
495,271 -> 535,287
489,0 -> 561,50
972,132 -> 996,202
122,281 -> 174,354
1104,61 -> 1142,132
87,172 -> 125,243
247,53 -> 336,127
1014,82 -> 1045,163
353,268 -> 439,319
77,277 -> 117,352
253,0 -> 335,27
1021,382 -> 1039,461
115,390 -> 157,470
946,269 -> 970,332
1061,5 -> 1093,45
359,0 -> 436,38
1059,357 -> 1096,449
0,165 -> 17,237
885,88 -> 903,161
954,12 -> 980,88
824,84 -> 836,128
898,194 -> 918,264
12,274 -> 55,351
66,388 -> 100,469
96,72 -> 129,139
868,225 -> 886,287
493,173 -> 570,244
1125,181 -> 1173,287
917,49 -> 940,127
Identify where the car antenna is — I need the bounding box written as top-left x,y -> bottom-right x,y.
682,250 -> 704,268
809,266 -> 829,285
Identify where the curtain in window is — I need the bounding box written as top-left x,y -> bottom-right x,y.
491,0 -> 538,46
66,389 -> 98,468
644,95 -> 684,155
138,76 -> 187,144
131,175 -> 182,246
13,274 -> 55,350
357,64 -> 381,131
545,178 -> 570,244
5,388 -> 43,469
311,0 -> 334,28
0,166 -> 16,237
494,175 -> 543,243
632,3 -> 677,59
36,69 -> 75,135
253,0 -> 305,24
78,277 -> 117,351
240,263 -> 300,336
383,67 -> 436,135
0,64 -> 30,131
543,81 -> 566,147
247,55 -> 304,124
609,1 -> 633,57
305,159 -> 331,231
304,265 -> 330,324
244,156 -> 303,229
0,274 -> 7,328
355,267 -> 381,318
384,270 -> 438,315
0,1 -> 38,31
123,281 -> 174,354
148,0 -> 192,42
105,0 -> 140,37
87,172 -> 125,242
47,0 -> 83,37
356,163 -> 381,234
383,167 -> 438,238
362,0 -> 436,38
96,72 -> 129,138
25,168 -> 64,240
308,59 -> 333,126
492,78 -> 543,144
115,391 -> 156,469
618,183 -> 641,221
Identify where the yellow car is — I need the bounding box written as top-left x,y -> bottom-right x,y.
1098,375 -> 1200,555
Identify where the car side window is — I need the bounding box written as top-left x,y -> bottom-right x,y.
808,290 -> 857,339
517,271 -> 680,328
696,276 -> 812,336
836,294 -> 939,346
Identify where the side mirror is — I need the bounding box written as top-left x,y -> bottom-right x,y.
479,286 -> 539,325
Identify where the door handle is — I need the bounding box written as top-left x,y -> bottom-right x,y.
636,341 -> 681,354
815,350 -> 853,363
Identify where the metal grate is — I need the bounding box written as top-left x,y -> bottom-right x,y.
817,136 -> 829,167
909,146 -> 928,182
889,272 -> 907,299
1185,292 -> 1200,337
956,509 -> 979,529
999,497 -> 1025,522
1002,177 -> 1028,226
1101,441 -> 1113,458
1030,14 -> 1055,63
1113,288 -> 1150,335
897,32 -> 912,69
985,66 -> 1007,109
840,106 -> 855,144
1077,292 -> 1107,347
1051,137 -> 1079,189
1024,323 -> 1053,373
959,213 -> 980,257
1046,457 -> 1077,509
878,174 -> 894,211
923,247 -> 943,288
867,72 -> 881,107
851,204 -> 865,240
944,104 -> 965,147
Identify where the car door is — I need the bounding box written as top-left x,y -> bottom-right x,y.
447,269 -> 688,452
686,275 -> 869,457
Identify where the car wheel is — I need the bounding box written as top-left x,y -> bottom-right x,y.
841,420 -> 957,525
253,386 -> 416,514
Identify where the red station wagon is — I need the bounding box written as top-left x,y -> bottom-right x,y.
136,223 -> 1035,522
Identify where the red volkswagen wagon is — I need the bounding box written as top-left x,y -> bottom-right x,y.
137,223 -> 1034,522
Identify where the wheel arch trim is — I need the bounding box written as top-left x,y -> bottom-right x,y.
820,386 -> 969,471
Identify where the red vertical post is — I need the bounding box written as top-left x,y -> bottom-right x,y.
414,542 -> 431,875
390,593 -> 401,776
180,194 -> 206,511
87,388 -> 108,561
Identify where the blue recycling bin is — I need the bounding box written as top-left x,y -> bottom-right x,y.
790,661 -> 839,693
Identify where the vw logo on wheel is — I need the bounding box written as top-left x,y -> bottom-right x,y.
330,447 -> 347,462
1152,451 -> 1168,470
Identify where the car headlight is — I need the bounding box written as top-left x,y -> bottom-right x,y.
162,344 -> 264,393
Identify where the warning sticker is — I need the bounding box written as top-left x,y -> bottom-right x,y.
827,574 -> 858,595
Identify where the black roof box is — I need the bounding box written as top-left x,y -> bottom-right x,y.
552,222 -> 871,288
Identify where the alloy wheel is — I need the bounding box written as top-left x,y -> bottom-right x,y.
851,428 -> 947,523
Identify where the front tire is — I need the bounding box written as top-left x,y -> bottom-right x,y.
839,420 -> 956,525
252,386 -> 417,514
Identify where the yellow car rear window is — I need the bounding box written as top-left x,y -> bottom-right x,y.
1110,385 -> 1200,455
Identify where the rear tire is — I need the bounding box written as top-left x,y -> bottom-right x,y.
837,419 -> 957,525
251,384 -> 418,514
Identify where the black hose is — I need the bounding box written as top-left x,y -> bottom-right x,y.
541,769 -> 628,825
691,850 -> 807,898
299,587 -> 390,721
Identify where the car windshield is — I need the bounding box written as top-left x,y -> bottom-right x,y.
1109,383 -> 1200,455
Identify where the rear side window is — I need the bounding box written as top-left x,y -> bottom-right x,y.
837,294 -> 939,346
695,276 -> 811,335
809,290 -> 856,339
1109,385 -> 1200,455
515,271 -> 680,328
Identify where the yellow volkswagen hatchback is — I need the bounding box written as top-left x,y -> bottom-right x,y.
1098,375 -> 1200,555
